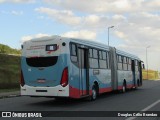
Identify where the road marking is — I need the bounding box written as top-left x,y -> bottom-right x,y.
126,99 -> 160,120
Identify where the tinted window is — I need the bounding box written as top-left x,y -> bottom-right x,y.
102,51 -> 106,60
89,49 -> 93,58
99,60 -> 107,68
128,58 -> 131,64
118,63 -> 122,70
123,57 -> 128,70
71,44 -> 77,56
70,43 -> 78,62
99,50 -> 107,69
123,57 -> 127,63
90,58 -> 98,68
117,55 -> 122,70
93,49 -> 98,58
89,48 -> 98,68
26,56 -> 58,67
118,55 -> 122,62
128,64 -> 131,71
123,63 -> 128,70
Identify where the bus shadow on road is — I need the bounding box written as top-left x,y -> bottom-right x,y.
28,97 -> 90,108
27,88 -> 143,108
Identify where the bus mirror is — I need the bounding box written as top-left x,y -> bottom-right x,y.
142,64 -> 145,69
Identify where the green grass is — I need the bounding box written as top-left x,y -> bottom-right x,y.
0,88 -> 20,93
0,54 -> 20,89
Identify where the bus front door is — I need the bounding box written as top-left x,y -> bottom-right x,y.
78,48 -> 89,96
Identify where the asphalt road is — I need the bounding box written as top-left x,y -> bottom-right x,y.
0,80 -> 160,120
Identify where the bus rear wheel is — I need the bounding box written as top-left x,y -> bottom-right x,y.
89,85 -> 97,101
121,82 -> 126,93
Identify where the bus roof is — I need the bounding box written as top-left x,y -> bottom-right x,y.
28,35 -> 60,42
69,38 -> 110,50
116,49 -> 140,60
23,35 -> 140,60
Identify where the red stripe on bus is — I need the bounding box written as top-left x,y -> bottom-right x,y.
69,86 -> 81,98
69,85 -> 113,99
118,84 -> 135,90
99,87 -> 112,94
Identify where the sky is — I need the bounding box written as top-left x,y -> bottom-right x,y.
0,0 -> 160,71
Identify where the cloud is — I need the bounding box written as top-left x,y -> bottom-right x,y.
32,1 -> 160,70
0,0 -> 35,4
43,0 -> 160,13
144,0 -> 160,11
34,6 -> 160,52
62,30 -> 97,40
35,7 -> 127,31
0,0 -> 5,3
21,33 -> 51,43
0,10 -> 24,15
11,10 -> 23,15
115,31 -> 127,40
35,7 -> 81,26
112,15 -> 127,21
21,30 -> 96,43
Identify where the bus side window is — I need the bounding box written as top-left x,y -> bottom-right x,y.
70,43 -> 78,62
93,49 -> 98,58
90,49 -> 98,68
89,49 -> 93,58
123,57 -> 127,71
99,51 -> 107,69
135,60 -> 139,71
118,55 -> 122,70
128,58 -> 131,71
102,51 -> 106,60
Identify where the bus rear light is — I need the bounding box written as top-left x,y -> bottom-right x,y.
20,70 -> 25,87
60,67 -> 68,87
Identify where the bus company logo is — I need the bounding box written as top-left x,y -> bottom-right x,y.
2,112 -> 11,117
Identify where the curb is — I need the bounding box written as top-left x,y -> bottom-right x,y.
0,91 -> 20,99
0,95 -> 21,99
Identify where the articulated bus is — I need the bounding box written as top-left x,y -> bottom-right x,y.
20,35 -> 143,100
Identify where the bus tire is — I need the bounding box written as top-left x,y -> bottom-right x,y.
90,85 -> 97,101
122,82 -> 126,93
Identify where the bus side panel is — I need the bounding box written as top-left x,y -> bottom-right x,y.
117,70 -> 134,89
89,69 -> 112,94
69,65 -> 112,98
69,63 -> 81,98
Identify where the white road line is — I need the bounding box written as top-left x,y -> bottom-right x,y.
126,99 -> 160,120
141,99 -> 160,111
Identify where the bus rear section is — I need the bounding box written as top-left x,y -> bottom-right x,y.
20,37 -> 69,97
